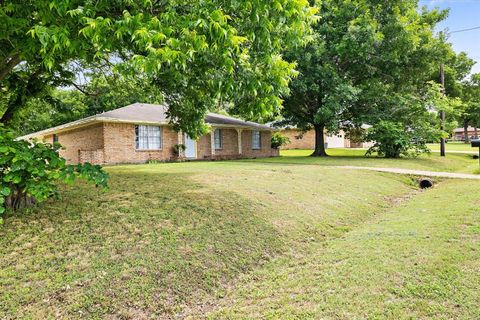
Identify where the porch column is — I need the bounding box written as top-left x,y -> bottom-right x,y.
236,128 -> 243,155
177,132 -> 184,157
210,127 -> 216,156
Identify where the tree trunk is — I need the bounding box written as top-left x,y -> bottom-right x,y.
0,90 -> 23,124
311,124 -> 328,157
464,120 -> 470,143
0,53 -> 21,82
475,127 -> 478,139
0,68 -> 43,125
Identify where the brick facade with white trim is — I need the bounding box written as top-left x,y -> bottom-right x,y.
43,122 -> 277,165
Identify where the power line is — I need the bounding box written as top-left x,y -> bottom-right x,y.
450,26 -> 480,34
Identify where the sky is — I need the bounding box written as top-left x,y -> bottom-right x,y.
421,0 -> 480,74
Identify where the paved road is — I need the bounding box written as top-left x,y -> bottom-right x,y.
336,165 -> 480,180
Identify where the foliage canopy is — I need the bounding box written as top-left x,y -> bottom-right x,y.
281,0 -> 471,157
1,0 -> 317,137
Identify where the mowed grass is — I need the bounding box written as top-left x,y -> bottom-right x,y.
0,158 -> 479,319
205,178 -> 480,319
0,161 -> 412,318
272,148 -> 480,174
427,142 -> 478,152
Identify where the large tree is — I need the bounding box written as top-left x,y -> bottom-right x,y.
281,0 -> 450,156
1,0 -> 317,137
460,73 -> 480,141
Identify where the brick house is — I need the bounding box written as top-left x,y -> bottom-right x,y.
453,126 -> 479,141
19,103 -> 279,165
279,127 -> 374,150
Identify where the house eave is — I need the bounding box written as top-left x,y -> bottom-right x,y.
18,118 -> 274,141
17,117 -> 171,141
18,117 -> 101,140
207,123 -> 275,131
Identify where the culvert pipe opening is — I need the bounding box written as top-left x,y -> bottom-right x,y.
419,178 -> 434,189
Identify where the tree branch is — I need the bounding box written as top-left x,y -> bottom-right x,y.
1,68 -> 44,124
0,53 -> 21,82
71,82 -> 100,96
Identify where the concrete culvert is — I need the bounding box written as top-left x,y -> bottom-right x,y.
419,178 -> 434,189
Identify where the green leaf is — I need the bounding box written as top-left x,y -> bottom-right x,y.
0,187 -> 10,196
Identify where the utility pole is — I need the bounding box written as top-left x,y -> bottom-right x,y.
440,63 -> 446,157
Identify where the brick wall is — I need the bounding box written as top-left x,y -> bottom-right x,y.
197,129 -> 239,159
79,149 -> 105,164
43,122 -> 277,165
198,129 -> 276,159
102,123 -> 178,164
215,129 -> 239,156
241,130 -> 275,158
44,123 -> 104,164
197,134 -> 212,159
281,129 -> 315,149
282,129 -> 365,149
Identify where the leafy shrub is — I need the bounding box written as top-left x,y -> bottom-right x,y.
0,127 -> 108,223
365,121 -> 431,158
271,132 -> 290,149
366,83 -> 459,158
172,143 -> 186,157
345,127 -> 367,144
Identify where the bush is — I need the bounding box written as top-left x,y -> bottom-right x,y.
172,143 -> 186,157
271,132 -> 290,149
345,127 -> 367,144
0,127 -> 108,223
365,121 -> 431,158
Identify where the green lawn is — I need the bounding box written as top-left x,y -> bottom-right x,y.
206,178 -> 480,319
1,158 -> 479,318
427,142 -> 478,152
274,148 -> 480,174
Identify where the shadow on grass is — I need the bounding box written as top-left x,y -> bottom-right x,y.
0,171 -> 283,318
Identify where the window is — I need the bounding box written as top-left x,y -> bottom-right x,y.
214,129 -> 223,150
135,125 -> 162,150
252,131 -> 261,150
52,134 -> 59,143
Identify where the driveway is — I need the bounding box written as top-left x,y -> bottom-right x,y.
336,165 -> 480,180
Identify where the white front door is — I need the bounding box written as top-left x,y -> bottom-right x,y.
184,135 -> 196,158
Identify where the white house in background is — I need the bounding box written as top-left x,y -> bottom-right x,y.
273,125 -> 374,150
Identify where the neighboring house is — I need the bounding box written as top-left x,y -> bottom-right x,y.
280,127 -> 374,150
453,126 -> 479,141
19,103 -> 278,165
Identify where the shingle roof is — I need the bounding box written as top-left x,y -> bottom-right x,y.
19,103 -> 272,139
96,103 -> 170,123
98,103 -> 272,129
205,112 -> 272,130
